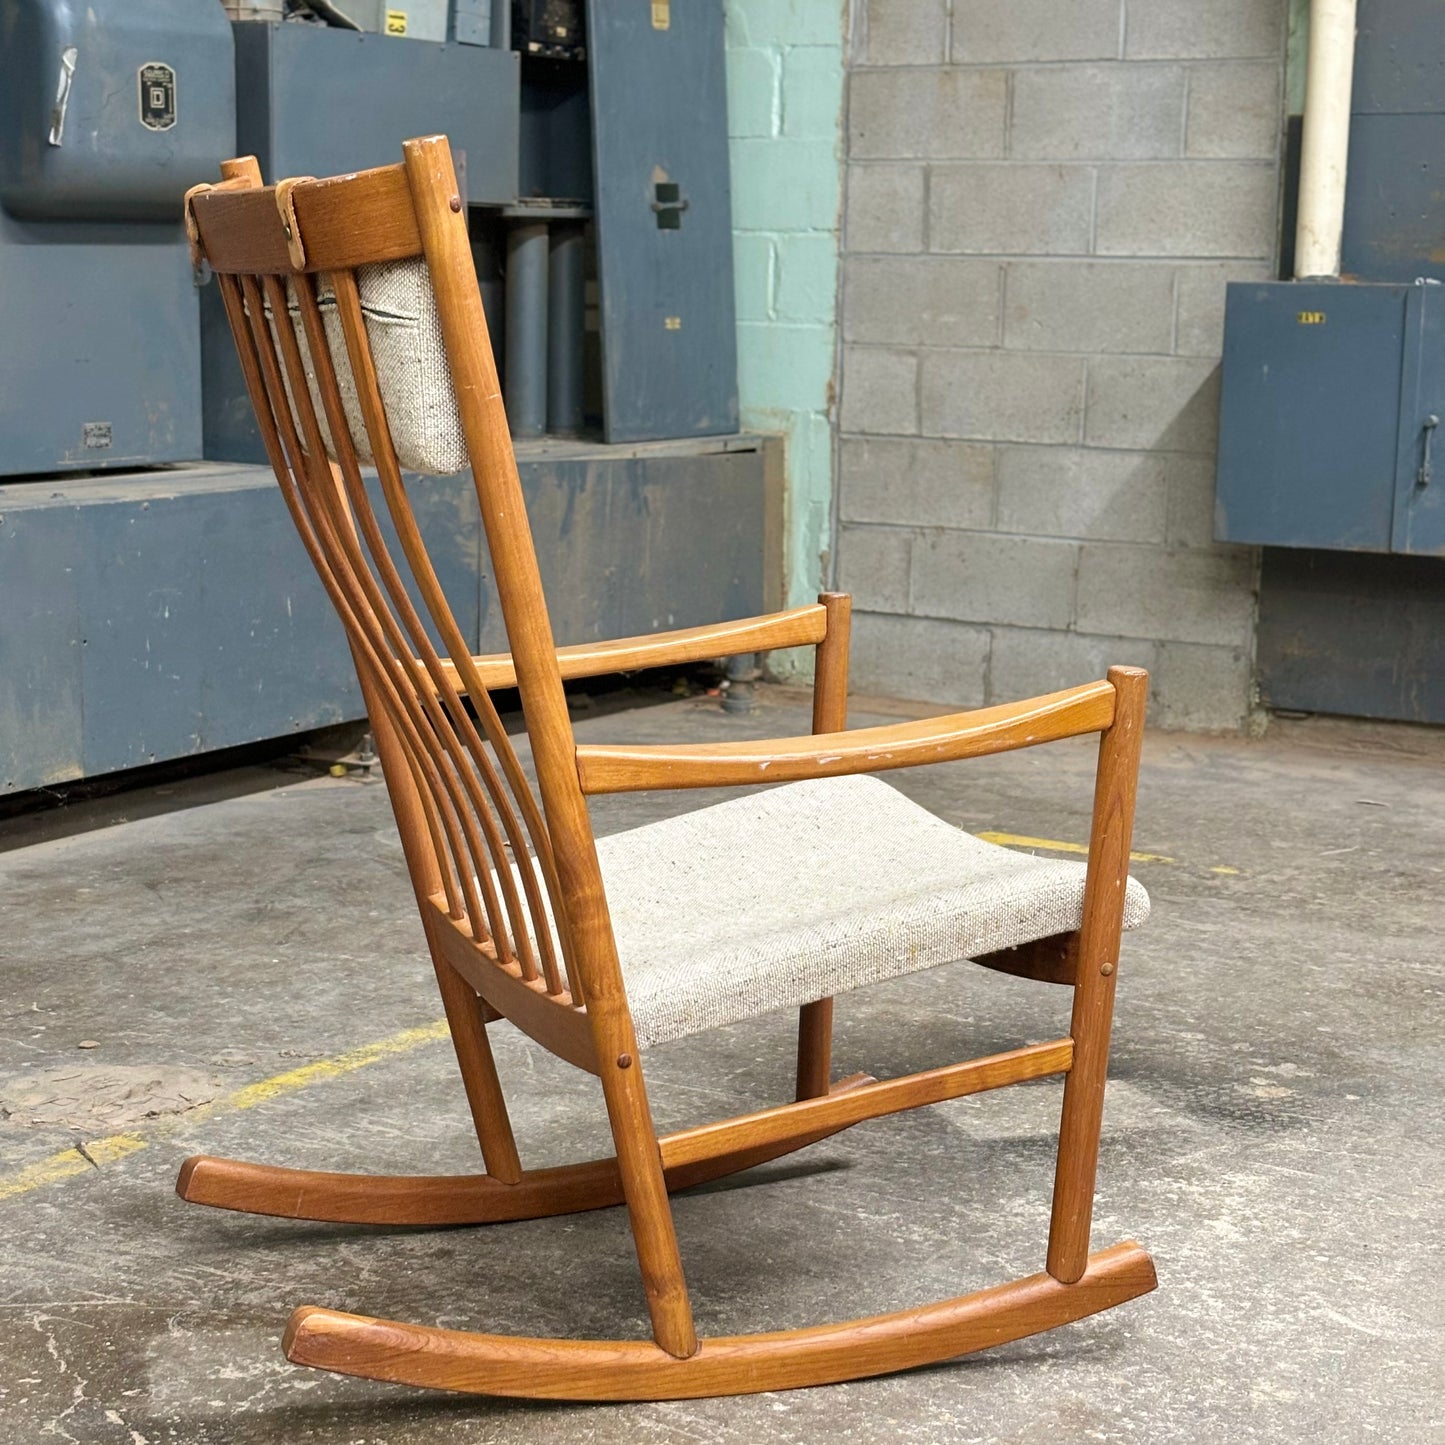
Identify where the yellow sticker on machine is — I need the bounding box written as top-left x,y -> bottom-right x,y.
1298,311 -> 1327,325
652,2 -> 670,30
385,9 -> 408,34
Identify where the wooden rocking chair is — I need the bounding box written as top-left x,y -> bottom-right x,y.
178,135 -> 1157,1401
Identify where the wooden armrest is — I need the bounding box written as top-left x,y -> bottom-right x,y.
431,604 -> 827,694
575,679 -> 1118,794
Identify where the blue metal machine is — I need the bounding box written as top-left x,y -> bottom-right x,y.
1216,0 -> 1445,722
0,0 -> 762,794
1217,281 -> 1445,557
0,0 -> 236,476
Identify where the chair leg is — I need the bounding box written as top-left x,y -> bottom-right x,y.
795,998 -> 834,1100
597,1043 -> 699,1360
794,591 -> 849,1106
1047,664 -> 1146,1284
426,923 -> 522,1184
1046,960 -> 1119,1283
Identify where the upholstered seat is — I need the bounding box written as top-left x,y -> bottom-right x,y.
590,775 -> 1149,1048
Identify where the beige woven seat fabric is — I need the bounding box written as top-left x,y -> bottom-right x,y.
586,775 -> 1150,1050
258,259 -> 468,476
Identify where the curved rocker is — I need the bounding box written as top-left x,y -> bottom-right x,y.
282,1242 -> 1157,1401
177,1073 -> 877,1226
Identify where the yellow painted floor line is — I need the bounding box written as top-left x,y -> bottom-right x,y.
977,831 -> 1179,865
0,1017 -> 449,1205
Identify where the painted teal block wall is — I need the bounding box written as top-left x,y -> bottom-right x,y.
725,0 -> 846,664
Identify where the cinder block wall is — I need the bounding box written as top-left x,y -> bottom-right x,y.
725,0 -> 845,637
837,0 -> 1287,729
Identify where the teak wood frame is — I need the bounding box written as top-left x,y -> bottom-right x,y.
178,136 -> 1156,1400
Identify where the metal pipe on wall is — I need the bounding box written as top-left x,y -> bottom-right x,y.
547,222 -> 586,435
505,222 -> 549,439
1294,0 -> 1358,279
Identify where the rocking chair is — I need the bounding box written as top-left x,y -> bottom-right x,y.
178,135 -> 1157,1401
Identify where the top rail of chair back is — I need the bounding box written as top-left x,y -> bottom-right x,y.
190,159 -> 431,275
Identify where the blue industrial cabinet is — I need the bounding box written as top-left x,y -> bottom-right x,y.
1216,280 -> 1445,556
0,0 -> 236,476
586,0 -> 739,443
1341,0 -> 1445,285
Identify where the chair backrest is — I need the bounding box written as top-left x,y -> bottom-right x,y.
186,136 -> 617,1031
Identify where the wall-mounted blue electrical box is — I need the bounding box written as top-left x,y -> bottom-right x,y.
1215,280 -> 1445,557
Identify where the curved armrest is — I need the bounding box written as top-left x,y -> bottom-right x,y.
431,604 -> 827,694
575,679 -> 1118,795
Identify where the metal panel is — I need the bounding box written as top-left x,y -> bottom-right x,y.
0,0 -> 236,222
71,472 -> 365,773
0,0 -> 233,476
0,222 -> 204,475
1341,114 -> 1445,284
0,499 -> 85,791
1257,547 -> 1445,723
346,0 -> 451,42
519,447 -> 768,648
231,23 -> 518,196
586,0 -> 739,442
1392,284 -> 1445,555
1352,0 -> 1445,114
450,0 -> 495,46
0,442 -> 773,793
1216,282 -> 1407,551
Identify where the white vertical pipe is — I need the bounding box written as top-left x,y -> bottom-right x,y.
1294,0 -> 1359,279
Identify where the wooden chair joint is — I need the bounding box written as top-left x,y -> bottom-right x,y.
972,932 -> 1081,987
274,175 -> 318,269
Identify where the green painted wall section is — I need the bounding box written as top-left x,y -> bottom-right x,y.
1287,0 -> 1310,116
725,0 -> 845,661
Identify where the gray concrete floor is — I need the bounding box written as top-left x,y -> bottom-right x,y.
1,687 -> 1441,1443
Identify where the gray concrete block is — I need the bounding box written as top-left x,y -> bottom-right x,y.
995,445 -> 1170,543
1076,541 -> 1256,645
836,524 -> 912,614
857,0 -> 948,66
844,256 -> 1001,347
1125,0 -> 1286,60
1085,355 -> 1221,452
911,531 -> 1078,629
1095,162 -> 1278,257
846,163 -> 926,253
929,164 -> 1095,255
848,610 -> 990,707
1173,261 -> 1273,356
1004,261 -> 1175,354
1010,65 -> 1186,161
1158,451 -> 1225,547
988,626 -> 1155,704
951,0 -> 1122,64
1161,447 -> 1219,543
1186,61 -> 1283,158
840,346 -> 919,435
849,69 -> 1007,160
1151,639 -> 1254,729
921,350 -> 1086,444
838,436 -> 996,530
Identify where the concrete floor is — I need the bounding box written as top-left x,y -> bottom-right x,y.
1,686 -> 1441,1443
